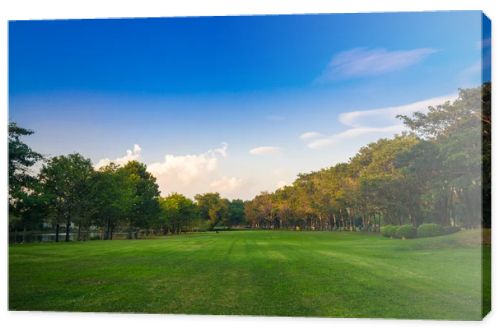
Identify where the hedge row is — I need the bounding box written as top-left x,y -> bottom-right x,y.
380,224 -> 417,239
381,223 -> 460,239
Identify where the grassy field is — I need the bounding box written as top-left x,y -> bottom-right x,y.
9,230 -> 490,320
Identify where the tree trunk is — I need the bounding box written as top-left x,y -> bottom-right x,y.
65,215 -> 71,242
55,224 -> 60,242
339,209 -> 345,230
77,223 -> 82,241
346,208 -> 352,231
22,226 -> 27,243
105,220 -> 111,240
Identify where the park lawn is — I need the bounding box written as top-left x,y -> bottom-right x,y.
9,230 -> 490,320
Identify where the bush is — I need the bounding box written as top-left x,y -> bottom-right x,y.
381,225 -> 398,238
395,224 -> 417,239
417,223 -> 443,238
442,225 -> 460,235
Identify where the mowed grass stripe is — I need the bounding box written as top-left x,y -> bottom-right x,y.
9,230 -> 487,319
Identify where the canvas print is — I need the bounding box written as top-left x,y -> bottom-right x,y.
8,11 -> 491,320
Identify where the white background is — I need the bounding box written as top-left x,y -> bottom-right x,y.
0,1 -> 497,333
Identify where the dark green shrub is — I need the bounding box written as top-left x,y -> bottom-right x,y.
442,225 -> 460,235
381,225 -> 398,238
396,224 -> 417,239
417,223 -> 443,238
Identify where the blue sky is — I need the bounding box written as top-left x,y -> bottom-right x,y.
9,11 -> 489,199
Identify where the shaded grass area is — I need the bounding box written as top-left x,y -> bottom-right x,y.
9,230 -> 489,320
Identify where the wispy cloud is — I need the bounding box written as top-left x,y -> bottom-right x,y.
299,131 -> 322,140
338,94 -> 456,128
307,125 -> 405,149
315,47 -> 437,83
303,94 -> 455,149
249,146 -> 282,156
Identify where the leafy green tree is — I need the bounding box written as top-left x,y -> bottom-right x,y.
39,154 -> 94,242
121,161 -> 162,231
9,179 -> 49,243
227,199 -> 246,227
91,164 -> 134,239
159,193 -> 198,234
195,193 -> 228,230
352,135 -> 420,226
273,186 -> 295,230
398,84 -> 488,228
8,122 -> 43,229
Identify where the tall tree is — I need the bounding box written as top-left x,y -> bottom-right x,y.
398,84 -> 487,228
8,122 -> 43,220
39,154 -> 94,242
91,164 -> 134,240
195,193 -> 228,230
121,161 -> 162,231
227,199 -> 246,227
159,193 -> 198,234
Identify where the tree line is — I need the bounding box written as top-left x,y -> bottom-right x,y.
245,83 -> 490,231
9,144 -> 246,241
8,83 -> 490,242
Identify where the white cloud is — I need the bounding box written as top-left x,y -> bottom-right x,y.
249,146 -> 282,156
147,143 -> 234,197
308,125 -> 405,149
316,47 -> 436,82
148,144 -> 227,185
97,143 -> 233,198
338,95 -> 456,128
299,131 -> 323,140
95,144 -> 142,169
210,176 -> 244,192
304,94 -> 456,149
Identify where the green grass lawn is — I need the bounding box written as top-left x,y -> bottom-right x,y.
9,230 -> 490,320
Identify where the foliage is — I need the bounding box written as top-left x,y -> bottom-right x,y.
121,161 -> 162,230
242,84 -> 489,232
159,193 -> 198,234
39,154 -> 95,241
395,224 -> 417,239
91,164 -> 135,239
417,223 -> 444,238
381,225 -> 398,238
8,122 -> 43,231
443,226 -> 461,235
8,122 -> 43,198
194,193 -> 228,229
228,199 -> 246,227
